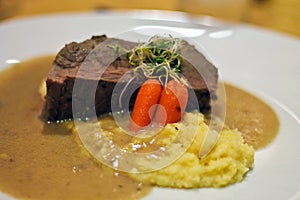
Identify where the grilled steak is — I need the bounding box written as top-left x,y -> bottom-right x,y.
40,35 -> 218,122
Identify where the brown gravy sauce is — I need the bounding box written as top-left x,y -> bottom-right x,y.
222,83 -> 280,149
0,56 -> 151,200
0,55 -> 279,199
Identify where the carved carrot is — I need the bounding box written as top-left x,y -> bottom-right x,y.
154,79 -> 188,125
129,79 -> 162,132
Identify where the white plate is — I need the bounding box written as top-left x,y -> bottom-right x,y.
0,10 -> 300,200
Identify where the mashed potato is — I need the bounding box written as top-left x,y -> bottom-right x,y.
70,112 -> 254,189
129,113 -> 254,188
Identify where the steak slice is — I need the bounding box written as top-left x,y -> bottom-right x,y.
40,35 -> 218,122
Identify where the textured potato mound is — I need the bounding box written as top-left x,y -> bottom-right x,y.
130,113 -> 254,188
69,111 -> 254,189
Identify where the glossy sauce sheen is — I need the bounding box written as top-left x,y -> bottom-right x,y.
0,56 -> 279,199
0,56 -> 151,200
223,84 -> 280,149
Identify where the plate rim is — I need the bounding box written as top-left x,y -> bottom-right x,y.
0,10 -> 299,200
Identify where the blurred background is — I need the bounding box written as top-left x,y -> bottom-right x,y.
0,0 -> 300,38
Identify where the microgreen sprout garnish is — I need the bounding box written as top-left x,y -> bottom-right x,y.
115,45 -> 120,56
127,35 -> 187,86
118,35 -> 188,108
107,44 -> 123,57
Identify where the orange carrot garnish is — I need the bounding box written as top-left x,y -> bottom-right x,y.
129,79 -> 162,132
154,79 -> 188,125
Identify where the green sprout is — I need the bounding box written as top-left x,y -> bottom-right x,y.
127,35 -> 186,86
